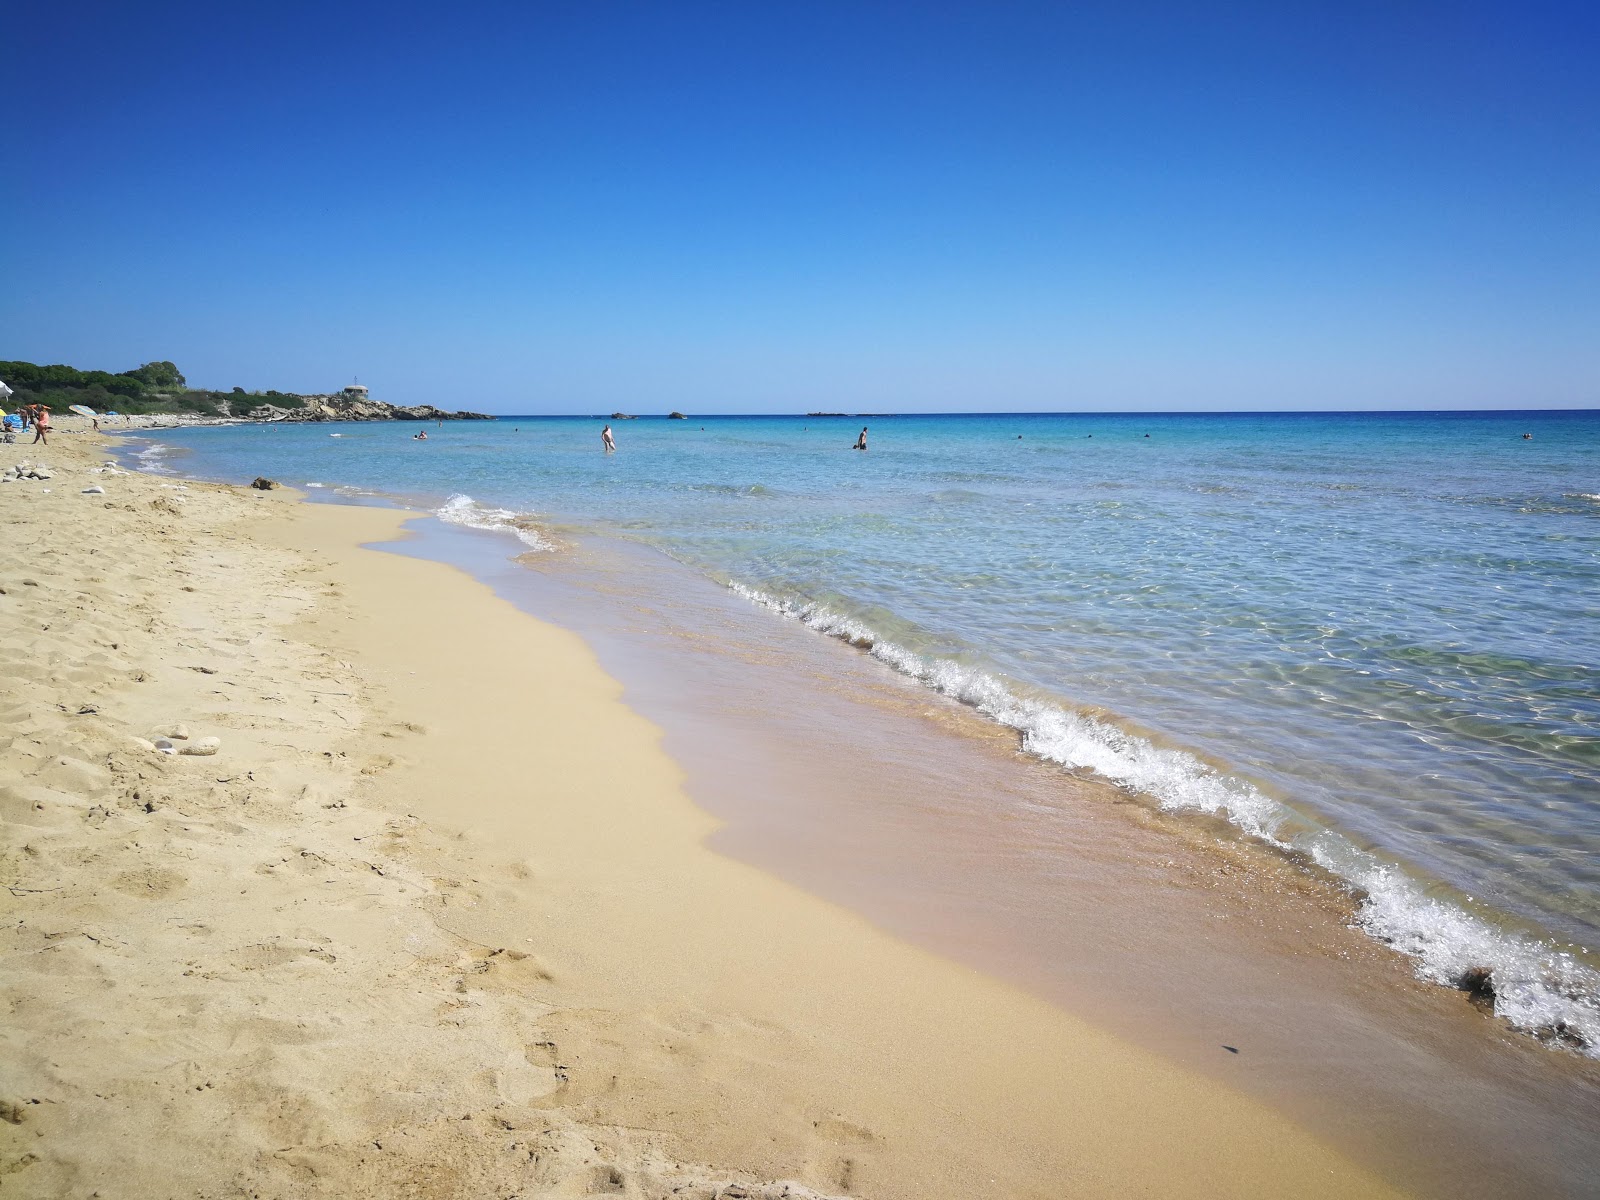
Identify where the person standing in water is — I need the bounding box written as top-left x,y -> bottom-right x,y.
602,424 -> 616,452
853,426 -> 868,451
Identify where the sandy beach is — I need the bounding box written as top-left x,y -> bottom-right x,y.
0,426 -> 1410,1198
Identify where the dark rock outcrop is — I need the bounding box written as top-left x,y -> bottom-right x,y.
667,411 -> 687,419
249,477 -> 276,490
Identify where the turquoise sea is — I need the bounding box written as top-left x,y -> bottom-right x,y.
127,409 -> 1600,1052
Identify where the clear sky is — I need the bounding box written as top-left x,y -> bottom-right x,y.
5,1 -> 1596,413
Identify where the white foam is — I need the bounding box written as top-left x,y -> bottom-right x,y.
130,442 -> 176,475
437,493 -> 555,551
728,581 -> 1600,1056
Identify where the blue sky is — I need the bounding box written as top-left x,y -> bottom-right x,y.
5,1 -> 1596,412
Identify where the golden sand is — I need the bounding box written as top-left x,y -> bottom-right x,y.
0,427 -> 1403,1197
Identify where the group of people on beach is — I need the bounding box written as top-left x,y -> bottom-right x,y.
4,402 -> 51,445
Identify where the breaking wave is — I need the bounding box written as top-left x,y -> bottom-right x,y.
728,581 -> 1600,1056
130,441 -> 178,475
438,493 -> 556,551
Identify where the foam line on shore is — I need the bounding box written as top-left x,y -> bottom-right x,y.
438,492 -> 556,550
727,581 -> 1600,1056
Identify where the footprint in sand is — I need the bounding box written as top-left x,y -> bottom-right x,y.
805,1116 -> 877,1193
109,867 -> 187,898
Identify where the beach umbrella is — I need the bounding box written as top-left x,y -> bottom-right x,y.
69,404 -> 99,418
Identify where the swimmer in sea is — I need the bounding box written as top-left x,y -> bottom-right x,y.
602,424 -> 616,452
853,426 -> 868,451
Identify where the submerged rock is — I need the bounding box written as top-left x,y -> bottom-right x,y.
1459,965 -> 1497,1009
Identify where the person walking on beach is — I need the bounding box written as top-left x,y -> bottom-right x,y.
853,426 -> 868,451
602,424 -> 616,452
32,406 -> 50,445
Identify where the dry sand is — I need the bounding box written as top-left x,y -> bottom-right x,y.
1,428 -> 1405,1198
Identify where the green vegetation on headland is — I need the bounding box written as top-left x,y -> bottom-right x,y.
0,359 -> 308,417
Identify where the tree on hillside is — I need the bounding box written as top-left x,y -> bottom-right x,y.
127,360 -> 186,389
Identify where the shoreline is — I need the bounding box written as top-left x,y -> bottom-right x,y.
376,507 -> 1600,1197
89,420 -> 1600,1192
0,428 -> 1417,1197
107,418 -> 1600,1057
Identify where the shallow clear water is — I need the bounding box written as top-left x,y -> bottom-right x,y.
128,409 -> 1600,1049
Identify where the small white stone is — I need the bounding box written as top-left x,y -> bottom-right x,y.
82,485 -> 106,495
127,736 -> 157,752
153,737 -> 176,753
180,737 -> 221,756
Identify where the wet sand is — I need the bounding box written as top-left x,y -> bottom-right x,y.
383,519 -> 1600,1199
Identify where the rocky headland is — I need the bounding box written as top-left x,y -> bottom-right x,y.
0,359 -> 494,425
246,392 -> 495,423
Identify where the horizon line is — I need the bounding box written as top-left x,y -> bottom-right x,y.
467,407 -> 1599,418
